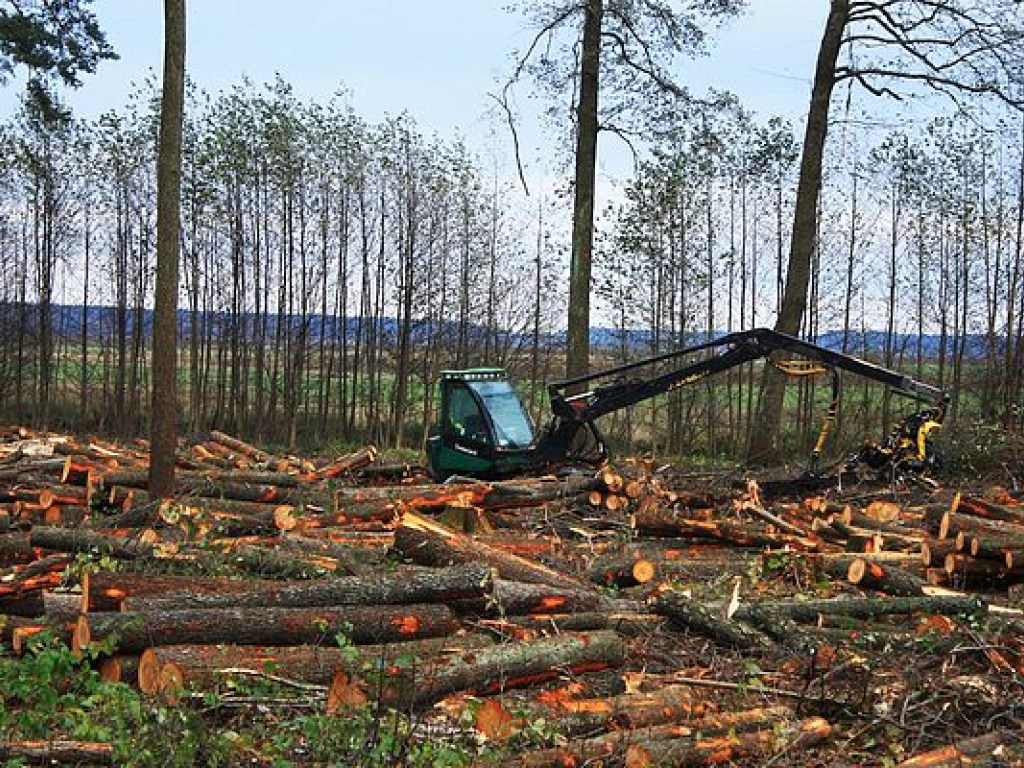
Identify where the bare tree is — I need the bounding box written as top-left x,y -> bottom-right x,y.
504,0 -> 746,381
749,0 -> 1024,464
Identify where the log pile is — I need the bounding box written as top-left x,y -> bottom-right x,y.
1,430 -> 1022,766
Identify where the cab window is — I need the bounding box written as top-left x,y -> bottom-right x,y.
447,384 -> 491,445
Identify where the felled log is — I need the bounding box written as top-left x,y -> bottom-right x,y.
0,740 -> 113,765
895,729 -> 1023,768
512,704 -> 794,764
939,511 -> 1024,541
0,532 -> 38,565
99,654 -> 140,685
945,553 -> 1024,585
29,527 -> 158,560
120,563 -> 491,612
207,430 -> 270,463
336,474 -> 603,513
954,494 -> 1024,525
588,553 -> 656,588
968,534 -> 1024,561
847,558 -> 927,596
481,612 -> 666,639
732,594 -> 983,624
653,592 -> 772,650
136,634 -> 496,693
803,551 -> 923,582
633,505 -> 814,549
0,554 -> 72,615
87,572 -> 286,611
624,717 -> 832,768
211,542 -> 337,578
376,629 -> 625,708
921,539 -> 958,567
83,602 -> 458,653
309,446 -> 378,480
533,683 -> 715,733
512,712 -> 829,768
394,510 -> 591,592
453,578 -> 629,617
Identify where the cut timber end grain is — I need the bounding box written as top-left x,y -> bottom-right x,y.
847,558 -> 926,597
864,500 -> 901,523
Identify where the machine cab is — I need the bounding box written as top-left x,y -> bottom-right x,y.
427,368 -> 536,480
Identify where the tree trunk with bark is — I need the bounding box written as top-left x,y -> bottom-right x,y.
749,0 -> 849,464
149,0 -> 186,497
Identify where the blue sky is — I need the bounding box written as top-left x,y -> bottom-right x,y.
35,0 -> 827,157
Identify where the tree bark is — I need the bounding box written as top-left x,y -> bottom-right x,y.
120,562 -> 492,612
380,629 -> 624,708
653,592 -> 772,650
566,0 -> 603,383
748,0 -> 849,464
83,603 -> 458,653
394,510 -> 592,592
137,634 -> 496,693
149,0 -> 186,497
847,558 -> 927,596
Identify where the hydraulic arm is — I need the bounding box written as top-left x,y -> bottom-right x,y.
534,328 -> 947,473
427,328 -> 948,481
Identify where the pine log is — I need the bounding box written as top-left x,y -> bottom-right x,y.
87,572 -> 283,611
512,704 -> 794,763
588,553 -> 657,588
895,730 -> 1022,768
921,538 -> 958,567
653,592 -> 772,650
0,532 -> 38,565
731,594 -> 983,624
121,563 -> 491,612
212,542 -> 336,578
310,446 -> 378,479
534,683 -> 714,733
954,494 -> 1024,525
970,534 -> 1024,561
207,430 -> 270,462
453,578 -> 628,617
394,510 -> 591,592
512,713 -> 829,768
99,654 -> 141,685
944,553 -> 1024,585
137,634 -> 496,693
83,602 -> 458,652
335,474 -> 603,512
377,630 -> 625,708
29,527 -> 157,559
804,552 -> 923,582
633,507 -> 813,548
482,612 -> 666,639
940,511 -> 1024,541
0,555 -> 72,616
847,558 -> 927,596
0,740 -> 113,765
623,717 -> 832,768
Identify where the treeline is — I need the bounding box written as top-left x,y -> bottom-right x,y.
0,77 -> 1019,460
0,78 -> 564,449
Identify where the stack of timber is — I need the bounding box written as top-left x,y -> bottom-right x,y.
1,431 -> 1023,766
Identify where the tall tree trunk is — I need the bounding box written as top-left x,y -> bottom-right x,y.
149,0 -> 186,497
748,0 -> 848,464
566,0 -> 602,383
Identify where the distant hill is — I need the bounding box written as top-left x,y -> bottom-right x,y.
20,304 -> 997,359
